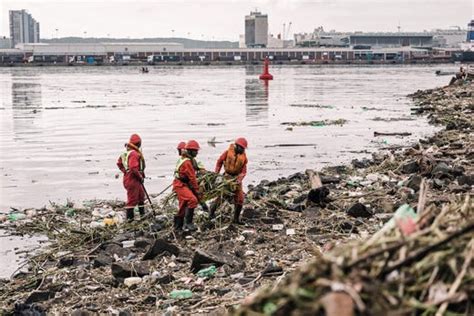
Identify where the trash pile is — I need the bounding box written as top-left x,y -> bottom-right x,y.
0,174 -> 384,315
0,82 -> 472,314
234,81 -> 474,315
235,196 -> 473,316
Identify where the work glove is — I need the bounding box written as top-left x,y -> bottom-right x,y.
236,176 -> 243,185
230,183 -> 238,192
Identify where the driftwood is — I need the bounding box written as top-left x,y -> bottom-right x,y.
306,169 -> 323,189
374,132 -> 412,137
305,169 -> 330,207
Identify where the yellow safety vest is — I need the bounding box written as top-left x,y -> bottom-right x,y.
174,157 -> 190,179
121,150 -> 144,172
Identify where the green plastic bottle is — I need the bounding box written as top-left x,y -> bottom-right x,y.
170,290 -> 193,299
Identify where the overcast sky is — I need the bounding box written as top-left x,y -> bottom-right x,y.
1,0 -> 472,40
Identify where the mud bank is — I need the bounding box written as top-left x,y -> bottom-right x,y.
0,81 -> 472,315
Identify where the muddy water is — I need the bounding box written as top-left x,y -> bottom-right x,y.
0,233 -> 48,278
0,65 -> 453,210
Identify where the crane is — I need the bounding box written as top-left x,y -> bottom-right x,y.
286,22 -> 292,41
282,22 -> 293,41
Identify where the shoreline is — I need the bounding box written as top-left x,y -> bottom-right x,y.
0,60 -> 465,68
235,81 -> 473,315
0,80 -> 472,314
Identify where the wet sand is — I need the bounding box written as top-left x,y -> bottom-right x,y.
0,64 -> 452,210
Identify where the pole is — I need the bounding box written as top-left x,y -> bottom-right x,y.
141,183 -> 156,216
153,183 -> 172,198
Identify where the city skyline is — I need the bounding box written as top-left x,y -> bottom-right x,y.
1,0 -> 472,41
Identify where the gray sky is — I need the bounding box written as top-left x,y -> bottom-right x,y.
1,0 -> 472,40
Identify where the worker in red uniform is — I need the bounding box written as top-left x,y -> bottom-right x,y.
210,137 -> 248,224
173,140 -> 203,231
177,141 -> 186,156
117,134 -> 146,221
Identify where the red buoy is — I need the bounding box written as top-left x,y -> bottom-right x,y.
259,57 -> 273,80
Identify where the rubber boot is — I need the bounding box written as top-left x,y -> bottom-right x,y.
233,204 -> 243,225
183,208 -> 197,232
139,206 -> 145,217
126,208 -> 134,222
174,216 -> 184,230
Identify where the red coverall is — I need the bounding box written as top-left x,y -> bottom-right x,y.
215,151 -> 247,206
173,159 -> 200,217
117,150 -> 145,208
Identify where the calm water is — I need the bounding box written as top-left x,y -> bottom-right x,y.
0,64 -> 453,210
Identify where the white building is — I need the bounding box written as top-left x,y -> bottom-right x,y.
432,29 -> 468,48
245,11 -> 268,48
15,42 -> 184,55
0,37 -> 12,49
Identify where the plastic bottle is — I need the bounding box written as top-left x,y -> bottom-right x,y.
8,213 -> 26,221
196,265 -> 217,278
169,290 -> 193,299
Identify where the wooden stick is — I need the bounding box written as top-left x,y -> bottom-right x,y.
416,179 -> 427,214
435,239 -> 474,316
379,222 -> 474,279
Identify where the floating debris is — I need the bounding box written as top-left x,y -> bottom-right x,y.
289,104 -> 335,109
281,119 -> 347,127
373,131 -> 412,137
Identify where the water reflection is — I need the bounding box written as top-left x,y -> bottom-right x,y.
11,74 -> 42,137
245,66 -> 269,123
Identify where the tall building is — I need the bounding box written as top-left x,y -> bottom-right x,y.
245,11 -> 268,48
9,10 -> 40,48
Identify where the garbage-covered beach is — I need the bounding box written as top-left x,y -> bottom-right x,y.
0,79 -> 473,315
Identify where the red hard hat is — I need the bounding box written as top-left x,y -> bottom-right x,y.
185,140 -> 200,151
235,137 -> 248,149
129,134 -> 142,146
177,142 -> 186,150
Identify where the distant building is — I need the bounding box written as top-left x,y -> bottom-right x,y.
245,11 -> 268,48
432,29 -> 467,48
267,34 -> 294,48
295,27 -> 434,48
9,10 -> 40,48
294,27 -> 350,47
467,20 -> 474,42
349,33 -> 433,48
0,37 -> 12,49
239,34 -> 246,48
15,42 -> 184,55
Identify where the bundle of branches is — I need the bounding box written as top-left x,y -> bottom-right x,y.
198,171 -> 239,201
163,172 -> 239,205
235,194 -> 473,316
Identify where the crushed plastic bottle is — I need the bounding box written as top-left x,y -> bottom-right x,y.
7,213 -> 26,221
169,289 -> 193,299
196,265 -> 217,278
65,209 -> 76,217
